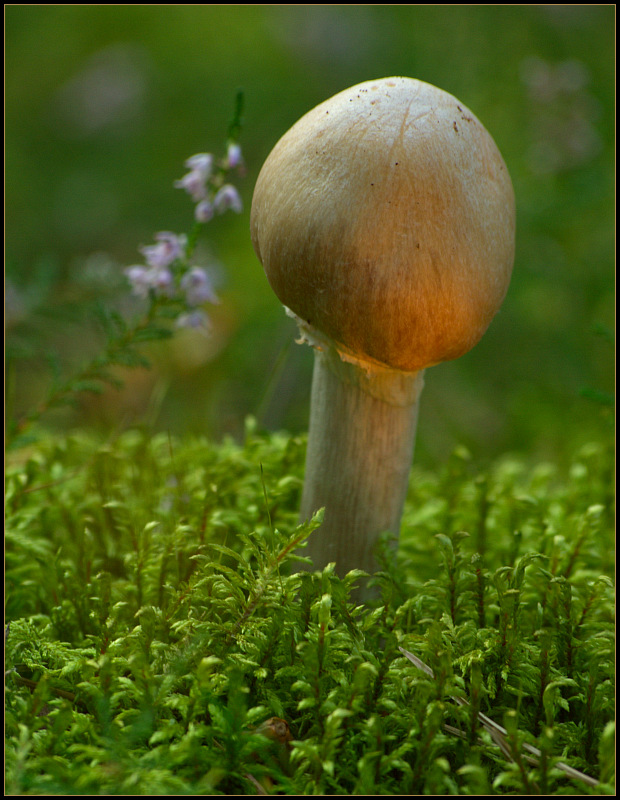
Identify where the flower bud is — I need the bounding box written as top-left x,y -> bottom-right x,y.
226,143 -> 243,170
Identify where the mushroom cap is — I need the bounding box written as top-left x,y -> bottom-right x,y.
251,77 -> 515,372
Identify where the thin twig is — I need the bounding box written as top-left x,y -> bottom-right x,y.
398,646 -> 599,789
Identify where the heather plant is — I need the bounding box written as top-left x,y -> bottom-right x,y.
6,92 -> 245,452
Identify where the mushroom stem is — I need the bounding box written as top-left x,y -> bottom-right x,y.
300,345 -> 424,581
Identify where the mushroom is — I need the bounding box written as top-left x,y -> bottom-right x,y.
250,77 -> 515,587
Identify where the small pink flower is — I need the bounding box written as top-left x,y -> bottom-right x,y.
213,184 -> 243,214
125,265 -> 152,298
195,199 -> 214,223
180,267 -> 218,306
174,171 -> 207,201
184,153 -> 213,179
125,264 -> 174,298
151,267 -> 174,296
176,309 -> 210,329
140,232 -> 185,269
174,153 -> 213,201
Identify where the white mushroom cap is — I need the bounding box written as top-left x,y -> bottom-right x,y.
251,77 -> 515,373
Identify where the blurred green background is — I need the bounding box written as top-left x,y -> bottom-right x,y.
6,5 -> 614,469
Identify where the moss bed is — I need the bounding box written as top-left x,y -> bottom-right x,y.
5,423 -> 615,795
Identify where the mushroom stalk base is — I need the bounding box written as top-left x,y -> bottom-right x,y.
300,348 -> 424,585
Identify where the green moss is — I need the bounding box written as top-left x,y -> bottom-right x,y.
5,424 -> 615,794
